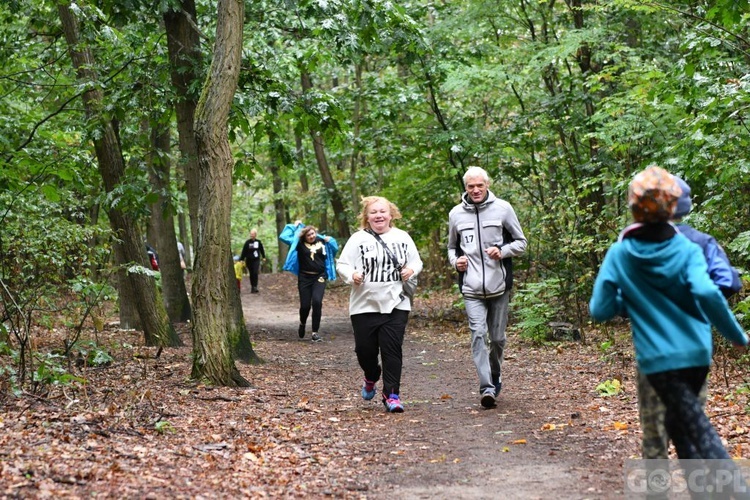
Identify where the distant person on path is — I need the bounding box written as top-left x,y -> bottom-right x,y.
589,166 -> 748,494
336,196 -> 423,413
177,241 -> 187,272
240,228 -> 266,293
233,255 -> 244,292
145,243 -> 160,271
447,166 -> 527,409
279,221 -> 339,343
636,176 -> 743,461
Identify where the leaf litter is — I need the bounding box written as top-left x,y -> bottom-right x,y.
1,272 -> 749,498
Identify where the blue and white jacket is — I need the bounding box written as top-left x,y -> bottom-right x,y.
279,223 -> 338,281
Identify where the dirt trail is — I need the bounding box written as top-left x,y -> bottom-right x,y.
244,273 -> 630,499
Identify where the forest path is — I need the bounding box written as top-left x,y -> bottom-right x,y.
242,272 -> 630,499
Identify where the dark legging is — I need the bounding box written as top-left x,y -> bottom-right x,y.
351,309 -> 409,396
298,273 -> 326,332
648,367 -> 750,499
247,259 -> 261,289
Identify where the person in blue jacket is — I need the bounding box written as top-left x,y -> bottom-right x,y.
636,175 -> 744,464
589,166 -> 748,496
279,221 -> 338,342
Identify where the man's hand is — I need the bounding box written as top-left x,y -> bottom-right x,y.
456,256 -> 468,272
485,246 -> 502,260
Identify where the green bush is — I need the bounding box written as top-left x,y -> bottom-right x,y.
512,278 -> 565,344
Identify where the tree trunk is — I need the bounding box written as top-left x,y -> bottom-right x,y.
268,128 -> 288,270
299,70 -> 350,239
58,2 -> 180,348
114,243 -> 140,331
164,0 -> 201,256
190,0 -> 251,386
147,126 -> 191,324
165,0 -> 253,361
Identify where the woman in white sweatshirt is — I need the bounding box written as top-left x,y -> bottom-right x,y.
336,196 -> 423,413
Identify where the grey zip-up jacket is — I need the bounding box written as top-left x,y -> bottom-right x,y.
448,190 -> 527,298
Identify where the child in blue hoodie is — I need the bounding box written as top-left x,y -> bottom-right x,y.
637,176 -> 744,463
589,166 -> 748,492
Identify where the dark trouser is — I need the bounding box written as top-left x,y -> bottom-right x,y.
298,273 -> 326,332
247,259 -> 261,289
648,367 -> 750,499
351,309 -> 409,397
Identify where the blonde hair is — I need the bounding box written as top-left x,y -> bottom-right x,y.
299,225 -> 317,239
358,196 -> 402,229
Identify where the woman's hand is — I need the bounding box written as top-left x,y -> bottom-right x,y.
352,272 -> 364,286
401,267 -> 414,281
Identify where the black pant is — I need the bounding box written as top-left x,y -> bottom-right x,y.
247,259 -> 261,289
351,309 -> 409,397
648,367 -> 750,499
298,273 -> 326,332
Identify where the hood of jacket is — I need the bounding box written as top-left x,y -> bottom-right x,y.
619,236 -> 690,291
460,190 -> 497,212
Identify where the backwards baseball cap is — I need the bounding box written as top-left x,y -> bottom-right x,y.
628,166 -> 683,223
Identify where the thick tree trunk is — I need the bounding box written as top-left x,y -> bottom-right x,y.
190,0 -> 251,386
58,2 -> 180,348
165,0 -> 255,364
114,243 -> 140,330
299,70 -> 350,239
164,0 -> 201,256
147,126 -> 191,324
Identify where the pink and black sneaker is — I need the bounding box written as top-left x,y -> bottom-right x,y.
382,393 -> 404,413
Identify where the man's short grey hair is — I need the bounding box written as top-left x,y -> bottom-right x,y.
463,166 -> 491,186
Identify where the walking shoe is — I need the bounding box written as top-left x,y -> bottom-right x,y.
383,393 -> 404,413
311,332 -> 322,343
298,324 -> 305,339
251,287 -> 259,293
361,379 -> 376,400
480,389 -> 496,409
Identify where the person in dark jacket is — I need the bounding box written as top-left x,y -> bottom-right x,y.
279,221 -> 338,343
239,228 -> 266,293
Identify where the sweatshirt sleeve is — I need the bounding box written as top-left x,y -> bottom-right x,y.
404,232 -> 423,276
447,212 -> 460,268
703,238 -> 741,296
589,246 -> 621,322
687,247 -> 748,346
336,235 -> 358,284
502,204 -> 528,258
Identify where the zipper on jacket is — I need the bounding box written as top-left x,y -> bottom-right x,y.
474,205 -> 487,298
